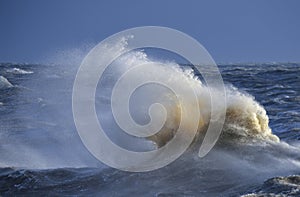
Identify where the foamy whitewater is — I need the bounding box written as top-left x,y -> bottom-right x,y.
0,39 -> 299,196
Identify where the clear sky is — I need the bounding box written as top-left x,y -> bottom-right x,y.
0,0 -> 299,63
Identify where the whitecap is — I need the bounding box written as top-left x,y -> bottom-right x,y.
7,67 -> 34,74
0,76 -> 13,89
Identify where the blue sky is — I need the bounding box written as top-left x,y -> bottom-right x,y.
0,0 -> 299,63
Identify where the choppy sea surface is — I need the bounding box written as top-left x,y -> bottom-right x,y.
0,62 -> 299,196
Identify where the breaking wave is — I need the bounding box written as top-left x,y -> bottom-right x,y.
97,37 -> 280,149
6,67 -> 33,75
0,38 -> 299,196
0,76 -> 13,89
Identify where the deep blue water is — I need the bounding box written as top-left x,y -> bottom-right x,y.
0,63 -> 299,196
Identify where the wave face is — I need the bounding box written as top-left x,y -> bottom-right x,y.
0,42 -> 300,196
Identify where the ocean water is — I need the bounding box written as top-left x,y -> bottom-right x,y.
0,46 -> 299,196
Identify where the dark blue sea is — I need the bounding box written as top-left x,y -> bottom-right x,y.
0,62 -> 299,196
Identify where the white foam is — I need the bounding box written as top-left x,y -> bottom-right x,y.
99,39 -> 280,147
7,68 -> 33,74
0,76 -> 13,89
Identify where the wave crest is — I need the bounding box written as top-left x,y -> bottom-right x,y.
148,86 -> 280,147
97,38 -> 279,149
0,76 -> 13,89
115,57 -> 281,147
